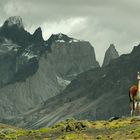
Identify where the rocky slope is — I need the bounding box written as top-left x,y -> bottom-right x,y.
0,16 -> 99,118
11,43 -> 140,129
102,44 -> 119,67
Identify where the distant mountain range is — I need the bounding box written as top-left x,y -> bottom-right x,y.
0,16 -> 133,129
0,16 -> 100,118
10,43 -> 140,129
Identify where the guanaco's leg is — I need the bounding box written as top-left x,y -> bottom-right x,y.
130,101 -> 134,118
137,102 -> 140,115
130,100 -> 136,118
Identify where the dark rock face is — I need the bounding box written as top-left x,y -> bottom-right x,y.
102,44 -> 119,67
0,16 -> 44,50
45,34 -> 99,81
0,17 -> 99,118
0,38 -> 18,86
0,16 -> 31,47
32,27 -> 43,42
0,16 -> 43,84
13,44 -> 140,129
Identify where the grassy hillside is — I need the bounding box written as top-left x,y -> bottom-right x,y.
1,117 -> 140,139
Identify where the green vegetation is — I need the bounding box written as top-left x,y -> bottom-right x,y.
1,117 -> 140,139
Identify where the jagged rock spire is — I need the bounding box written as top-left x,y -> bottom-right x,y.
102,44 -> 119,67
32,27 -> 44,43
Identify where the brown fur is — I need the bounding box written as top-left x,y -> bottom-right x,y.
129,85 -> 138,101
129,85 -> 140,117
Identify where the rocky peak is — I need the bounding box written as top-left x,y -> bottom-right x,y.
46,33 -> 82,51
102,44 -> 119,67
48,33 -> 80,43
52,33 -> 72,42
32,27 -> 44,43
0,16 -> 33,47
3,16 -> 24,29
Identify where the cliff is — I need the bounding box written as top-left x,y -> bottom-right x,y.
12,44 -> 140,129
102,44 -> 119,67
0,17 -> 99,118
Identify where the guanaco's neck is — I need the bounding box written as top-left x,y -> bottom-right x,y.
137,72 -> 140,93
138,79 -> 140,93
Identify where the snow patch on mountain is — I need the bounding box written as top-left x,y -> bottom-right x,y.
22,52 -> 38,60
56,76 -> 71,88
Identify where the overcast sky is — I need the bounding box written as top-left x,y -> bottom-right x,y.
0,0 -> 140,64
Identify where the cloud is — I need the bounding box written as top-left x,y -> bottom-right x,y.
0,0 -> 140,64
40,17 -> 87,39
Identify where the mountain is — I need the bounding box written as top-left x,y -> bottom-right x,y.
45,33 -> 99,81
0,16 -> 31,47
0,16 -> 45,86
102,44 -> 119,67
3,16 -> 24,29
0,17 -> 99,118
11,43 -> 140,129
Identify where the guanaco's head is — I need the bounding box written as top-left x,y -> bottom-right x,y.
137,72 -> 140,80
